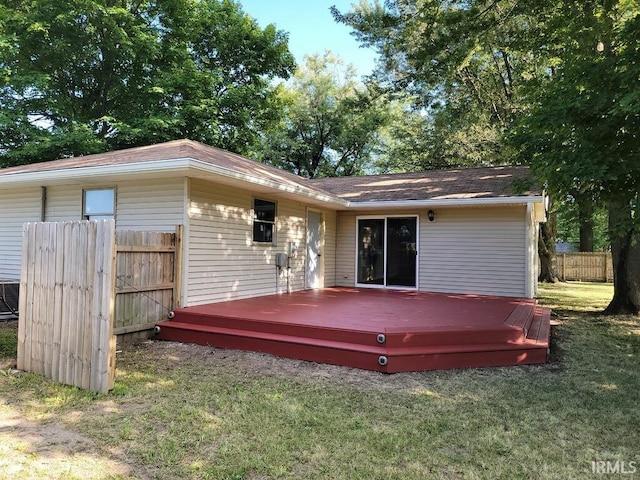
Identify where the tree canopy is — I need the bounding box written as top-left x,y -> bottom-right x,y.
508,1 -> 639,313
332,0 -> 538,168
258,52 -> 390,179
0,0 -> 295,166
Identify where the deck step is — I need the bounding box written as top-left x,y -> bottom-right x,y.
170,312 -> 379,346
504,301 -> 536,337
385,347 -> 549,373
156,321 -> 386,354
155,318 -> 549,373
526,306 -> 551,344
156,321 -> 539,355
168,312 -> 527,347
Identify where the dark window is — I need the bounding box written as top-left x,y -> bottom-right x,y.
253,199 -> 276,243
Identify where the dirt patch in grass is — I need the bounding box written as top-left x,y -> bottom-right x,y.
1,320 -> 128,479
131,338 -> 555,397
0,399 -> 131,480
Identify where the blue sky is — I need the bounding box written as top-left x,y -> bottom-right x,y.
239,0 -> 378,76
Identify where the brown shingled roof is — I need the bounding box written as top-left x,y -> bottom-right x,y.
0,140 -> 540,204
310,166 -> 540,202
0,139 -> 333,199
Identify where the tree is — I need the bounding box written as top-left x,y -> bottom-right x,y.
556,197 -> 609,252
0,0 -> 295,166
258,52 -> 390,179
373,93 -> 514,173
508,1 -> 640,314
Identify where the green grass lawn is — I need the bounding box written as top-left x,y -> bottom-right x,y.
1,282 -> 639,479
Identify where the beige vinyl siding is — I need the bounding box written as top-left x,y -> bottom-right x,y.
335,206 -> 528,297
335,212 -> 356,287
420,206 -> 527,297
187,179 -> 310,305
44,178 -> 184,231
322,210 -> 337,287
44,185 -> 82,222
0,188 -> 43,279
115,179 -> 184,231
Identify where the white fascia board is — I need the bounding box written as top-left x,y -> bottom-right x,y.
345,195 -> 545,210
0,158 -> 193,186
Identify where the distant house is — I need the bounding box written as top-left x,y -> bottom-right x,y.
556,242 -> 578,253
0,140 -> 546,306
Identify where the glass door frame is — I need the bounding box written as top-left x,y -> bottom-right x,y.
354,214 -> 419,290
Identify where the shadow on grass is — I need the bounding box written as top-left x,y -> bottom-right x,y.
0,399 -> 132,478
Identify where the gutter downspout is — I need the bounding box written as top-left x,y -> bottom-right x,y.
40,186 -> 47,222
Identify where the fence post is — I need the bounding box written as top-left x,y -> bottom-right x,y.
173,224 -> 183,310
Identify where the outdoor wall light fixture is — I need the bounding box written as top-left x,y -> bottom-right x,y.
428,210 -> 435,222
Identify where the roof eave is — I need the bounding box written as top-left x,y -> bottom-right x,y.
0,157 -> 351,208
344,195 -> 545,209
0,158 -> 193,185
188,159 -> 350,207
0,159 -> 543,211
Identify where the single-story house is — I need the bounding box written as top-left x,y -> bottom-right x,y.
0,139 -> 545,307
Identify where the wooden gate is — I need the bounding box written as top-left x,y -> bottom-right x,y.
114,227 -> 182,338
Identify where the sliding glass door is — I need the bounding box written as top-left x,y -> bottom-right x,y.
357,219 -> 385,285
357,216 -> 417,288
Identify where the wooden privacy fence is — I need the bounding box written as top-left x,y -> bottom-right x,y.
554,252 -> 613,283
17,221 -> 182,393
18,220 -> 116,393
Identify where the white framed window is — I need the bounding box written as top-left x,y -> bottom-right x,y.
83,188 -> 115,220
253,198 -> 276,243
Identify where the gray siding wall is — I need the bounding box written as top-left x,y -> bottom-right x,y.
420,206 -> 527,297
0,179 -> 184,281
0,188 -> 43,279
187,179 -> 335,305
44,178 -> 185,230
335,206 -> 528,297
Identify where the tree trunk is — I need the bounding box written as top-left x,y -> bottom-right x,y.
538,209 -> 559,282
576,193 -> 594,252
604,201 -> 640,315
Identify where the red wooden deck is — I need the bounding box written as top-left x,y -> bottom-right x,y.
155,288 -> 550,373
